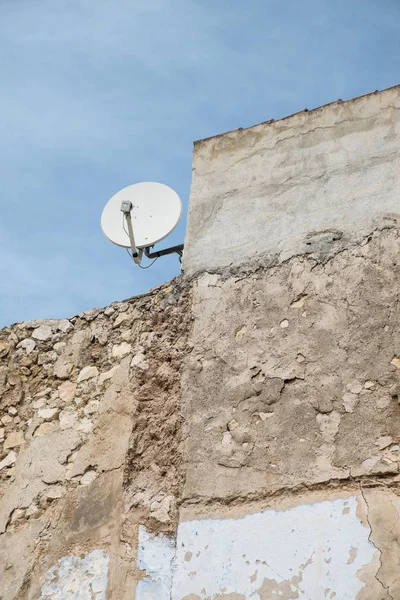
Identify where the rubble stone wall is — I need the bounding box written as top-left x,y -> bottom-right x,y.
0,281 -> 192,599
2,84 -> 400,599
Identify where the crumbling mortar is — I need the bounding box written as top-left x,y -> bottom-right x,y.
184,222 -> 400,283
120,284 -> 194,536
0,278 -> 194,579
181,474 -> 400,511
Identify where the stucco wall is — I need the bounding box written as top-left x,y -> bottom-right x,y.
183,84 -> 400,276
148,494 -> 378,599
1,85 -> 400,599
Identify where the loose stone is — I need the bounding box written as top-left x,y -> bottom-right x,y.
77,366 -> 99,383
31,325 -> 53,341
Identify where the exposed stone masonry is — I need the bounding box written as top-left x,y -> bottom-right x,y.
0,279 -> 192,599
2,226 -> 400,598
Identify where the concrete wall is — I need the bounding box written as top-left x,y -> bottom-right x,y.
183,84 -> 400,275
1,85 -> 400,599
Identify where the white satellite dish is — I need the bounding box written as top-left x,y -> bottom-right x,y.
101,182 -> 183,266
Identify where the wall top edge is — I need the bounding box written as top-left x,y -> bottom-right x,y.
193,82 -> 400,147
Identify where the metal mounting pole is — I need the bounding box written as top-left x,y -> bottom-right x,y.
120,200 -> 142,264
124,212 -> 143,264
120,200 -> 182,266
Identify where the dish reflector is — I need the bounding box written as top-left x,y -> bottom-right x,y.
101,182 -> 182,249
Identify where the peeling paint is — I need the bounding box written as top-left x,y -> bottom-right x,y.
170,497 -> 376,599
136,525 -> 175,599
39,549 -> 109,599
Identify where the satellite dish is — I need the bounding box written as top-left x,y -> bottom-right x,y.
101,182 -> 184,266
101,182 -> 182,248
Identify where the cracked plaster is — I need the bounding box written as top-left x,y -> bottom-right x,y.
183,227 -> 400,502
2,85 -> 400,598
183,84 -> 400,275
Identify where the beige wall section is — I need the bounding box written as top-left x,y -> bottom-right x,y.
0,280 -> 192,599
168,226 -> 400,599
183,84 -> 400,275
182,225 -> 400,501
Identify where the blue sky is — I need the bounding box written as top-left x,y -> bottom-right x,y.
1,0 -> 399,327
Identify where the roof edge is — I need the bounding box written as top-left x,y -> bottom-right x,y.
193,82 -> 400,146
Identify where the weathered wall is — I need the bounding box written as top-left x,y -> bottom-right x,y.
177,225 -> 400,599
0,281 -> 192,599
183,226 -> 400,501
183,84 -> 400,275
2,84 -> 400,599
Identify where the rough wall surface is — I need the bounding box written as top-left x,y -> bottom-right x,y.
0,281 -> 192,599
183,84 -> 400,275
2,84 -> 400,599
183,225 -> 400,501
178,224 -> 400,599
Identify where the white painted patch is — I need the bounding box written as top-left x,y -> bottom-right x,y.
136,525 -> 175,599
170,496 -> 376,600
39,549 -> 109,599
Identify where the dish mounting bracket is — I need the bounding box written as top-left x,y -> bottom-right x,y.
120,201 -> 183,265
